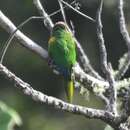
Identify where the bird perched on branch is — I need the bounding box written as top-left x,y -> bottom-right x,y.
48,21 -> 76,103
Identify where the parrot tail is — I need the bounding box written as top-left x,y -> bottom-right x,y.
66,80 -> 74,103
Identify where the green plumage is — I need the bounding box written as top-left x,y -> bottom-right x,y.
48,21 -> 76,103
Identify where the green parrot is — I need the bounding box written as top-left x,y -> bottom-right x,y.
48,21 -> 76,103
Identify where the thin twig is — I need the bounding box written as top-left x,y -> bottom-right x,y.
58,0 -> 67,24
0,16 -> 46,64
96,0 -> 108,73
118,0 -> 130,55
60,0 -> 95,22
33,0 -> 54,30
112,0 -> 130,120
116,0 -> 130,80
75,38 -> 104,80
96,0 -> 117,114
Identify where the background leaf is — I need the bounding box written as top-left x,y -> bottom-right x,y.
0,101 -> 22,130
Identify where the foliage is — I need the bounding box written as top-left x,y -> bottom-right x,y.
0,101 -> 22,130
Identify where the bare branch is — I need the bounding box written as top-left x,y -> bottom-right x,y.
0,10 -> 48,61
116,0 -> 130,80
0,63 -> 115,125
33,0 -> 54,30
0,16 -> 49,64
58,0 -> 67,24
96,0 -> 107,73
75,38 -> 104,80
96,0 -> 117,114
60,0 -> 95,22
118,0 -> 130,55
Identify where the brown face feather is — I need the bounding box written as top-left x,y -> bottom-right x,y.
54,21 -> 66,29
52,21 -> 71,33
52,21 -> 72,35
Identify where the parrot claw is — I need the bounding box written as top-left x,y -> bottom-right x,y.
48,58 -> 60,75
48,57 -> 53,66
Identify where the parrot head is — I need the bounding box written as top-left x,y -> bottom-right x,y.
52,21 -> 71,33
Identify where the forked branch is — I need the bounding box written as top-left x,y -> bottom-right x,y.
96,0 -> 117,114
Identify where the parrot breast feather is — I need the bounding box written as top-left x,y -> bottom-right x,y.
48,33 -> 76,69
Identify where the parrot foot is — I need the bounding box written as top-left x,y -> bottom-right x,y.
48,58 -> 60,75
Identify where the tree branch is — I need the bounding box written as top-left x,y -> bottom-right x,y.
115,0 -> 130,80
75,38 -> 104,80
0,10 -> 48,61
58,0 -> 67,24
0,63 -> 115,125
60,0 -> 95,22
96,0 -> 117,114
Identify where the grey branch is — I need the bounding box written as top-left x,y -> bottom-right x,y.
0,10 -> 48,61
118,0 -> 130,55
33,0 -> 54,30
0,63 -> 115,125
96,0 -> 117,114
60,0 -> 95,22
96,0 -> 108,74
75,38 -> 104,80
0,64 -> 128,128
58,0 -> 67,24
115,0 -> 130,80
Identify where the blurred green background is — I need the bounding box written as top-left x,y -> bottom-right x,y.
0,0 -> 130,130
